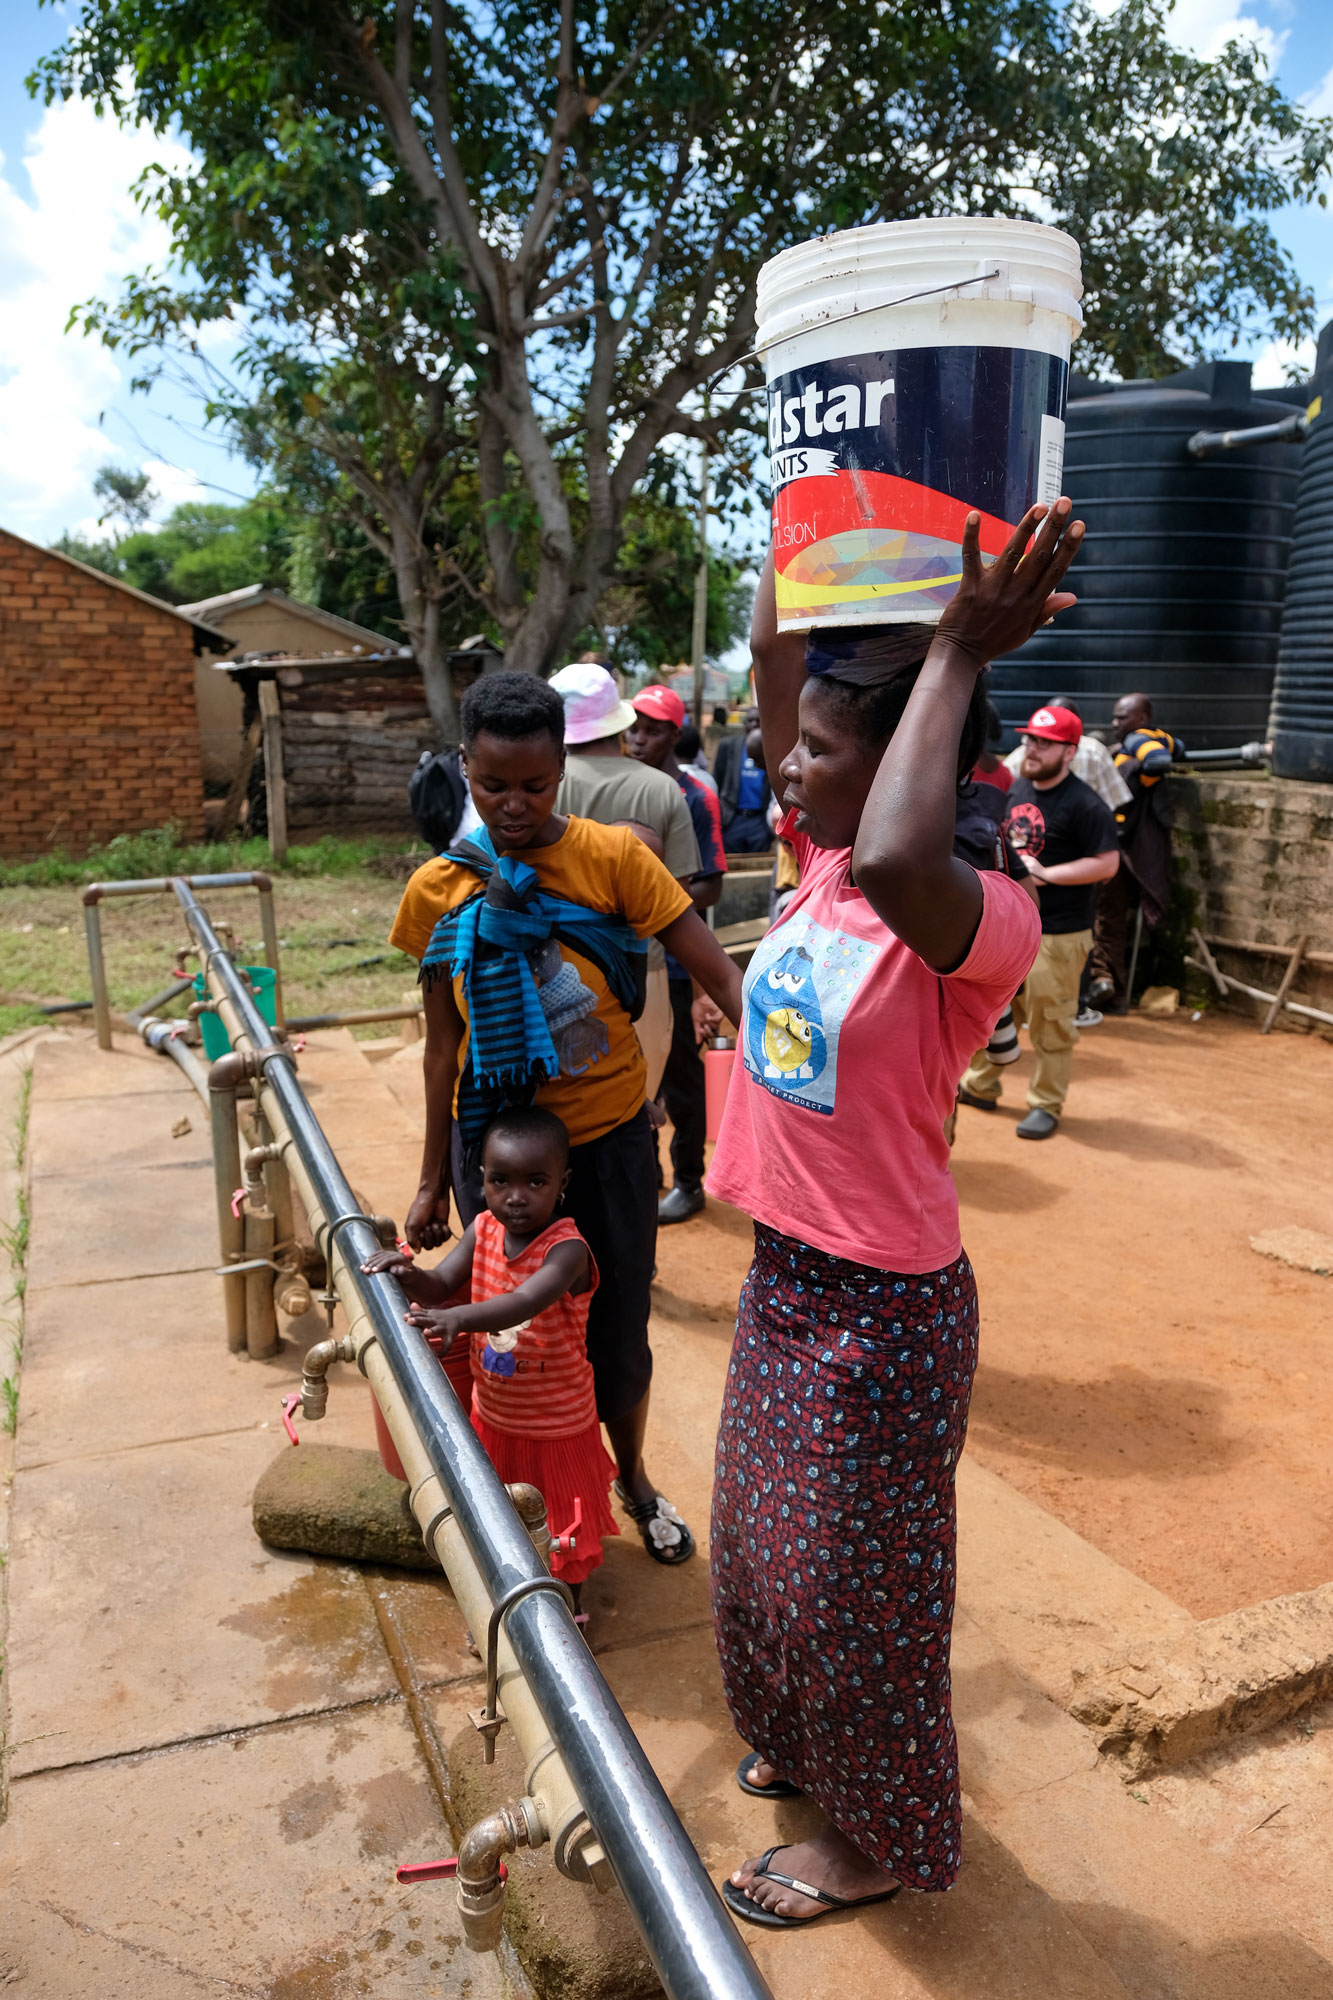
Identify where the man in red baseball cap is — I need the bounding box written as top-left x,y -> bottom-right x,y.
959,705 -> 1119,1138
629,685 -> 728,1220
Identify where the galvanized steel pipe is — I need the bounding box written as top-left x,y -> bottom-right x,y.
174,878 -> 772,2000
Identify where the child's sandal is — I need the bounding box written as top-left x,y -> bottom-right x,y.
613,1482 -> 696,1565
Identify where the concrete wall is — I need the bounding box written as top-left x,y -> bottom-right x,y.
1172,772 -> 1333,1021
0,531 -> 204,857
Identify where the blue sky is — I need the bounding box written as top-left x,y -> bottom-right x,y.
1,0 -> 1331,550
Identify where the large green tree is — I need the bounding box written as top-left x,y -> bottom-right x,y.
53,493 -> 294,604
37,0 -> 1331,737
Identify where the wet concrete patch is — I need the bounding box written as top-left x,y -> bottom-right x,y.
7,1430 -> 399,1773
0,1704 -> 504,1999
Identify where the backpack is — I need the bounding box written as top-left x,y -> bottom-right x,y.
408,749 -> 468,853
953,781 -> 1015,874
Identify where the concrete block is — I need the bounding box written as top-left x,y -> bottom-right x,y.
254,1441 -> 437,1570
1069,1583 -> 1333,1774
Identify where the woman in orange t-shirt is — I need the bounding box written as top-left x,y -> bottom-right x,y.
390,671 -> 742,1569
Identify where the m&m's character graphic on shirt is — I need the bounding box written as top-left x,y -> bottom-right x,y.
741,914 -> 880,1117
749,942 -> 827,1084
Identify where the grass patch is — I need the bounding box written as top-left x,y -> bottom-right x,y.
0,825 -> 420,890
0,1004 -> 45,1040
1,1063 -> 31,1437
1,873 -> 421,1038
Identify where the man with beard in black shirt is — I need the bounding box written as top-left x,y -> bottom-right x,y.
959,706 -> 1119,1138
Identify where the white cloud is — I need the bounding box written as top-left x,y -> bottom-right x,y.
0,91 -> 195,539
1250,333 -> 1317,386
1162,0 -> 1287,65
1306,62 -> 1333,119
142,455 -> 208,511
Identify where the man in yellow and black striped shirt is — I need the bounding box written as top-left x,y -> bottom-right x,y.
1111,693 -> 1185,811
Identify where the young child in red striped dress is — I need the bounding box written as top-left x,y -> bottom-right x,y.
363,1105 -> 616,1621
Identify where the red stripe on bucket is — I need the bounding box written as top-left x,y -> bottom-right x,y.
774,470 -> 1015,572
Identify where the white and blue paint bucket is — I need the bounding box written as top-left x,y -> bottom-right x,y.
756,217 -> 1084,631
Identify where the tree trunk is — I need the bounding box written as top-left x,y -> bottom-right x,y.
391,535 -> 457,743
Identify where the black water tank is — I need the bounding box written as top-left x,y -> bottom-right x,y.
988,359 -> 1305,748
1268,320 -> 1333,780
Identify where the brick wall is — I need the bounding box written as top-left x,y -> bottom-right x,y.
0,530 -> 205,857
1172,773 -> 1333,1023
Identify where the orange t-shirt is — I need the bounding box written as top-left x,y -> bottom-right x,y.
468,1212 -> 598,1438
389,815 -> 693,1146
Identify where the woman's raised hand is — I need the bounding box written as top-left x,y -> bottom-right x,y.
933,500 -> 1084,672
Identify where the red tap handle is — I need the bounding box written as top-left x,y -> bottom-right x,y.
281,1392 -> 301,1445
551,1496 -> 582,1554
395,1237 -> 415,1259
396,1858 -> 507,1884
231,1186 -> 246,1218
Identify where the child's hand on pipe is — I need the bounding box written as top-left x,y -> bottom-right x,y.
362,1247 -> 414,1277
405,1305 -> 464,1352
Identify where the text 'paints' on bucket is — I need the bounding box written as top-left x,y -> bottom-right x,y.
755,218 -> 1084,632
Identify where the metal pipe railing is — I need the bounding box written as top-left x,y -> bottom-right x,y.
171,878 -> 771,2000
83,873 -> 283,1049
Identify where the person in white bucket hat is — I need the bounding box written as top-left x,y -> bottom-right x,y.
550,660 -> 637,743
552,665 -> 704,1118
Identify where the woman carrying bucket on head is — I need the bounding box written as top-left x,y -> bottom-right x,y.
708,218 -> 1085,1927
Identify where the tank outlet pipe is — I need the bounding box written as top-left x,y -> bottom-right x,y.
178,879 -> 774,2000
1184,740 -> 1270,767
1188,411 -> 1308,457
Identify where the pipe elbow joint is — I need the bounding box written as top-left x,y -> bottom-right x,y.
456,1800 -> 538,1953
300,1333 -> 355,1419
209,1050 -> 256,1094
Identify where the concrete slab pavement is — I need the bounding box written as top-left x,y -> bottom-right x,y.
1,1033 -> 512,1999
5,1024 -> 1333,2000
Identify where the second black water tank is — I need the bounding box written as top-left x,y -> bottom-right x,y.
1268,319 -> 1333,780
988,358 -> 1305,749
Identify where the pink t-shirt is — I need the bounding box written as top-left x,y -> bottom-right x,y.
706,835 -> 1040,1273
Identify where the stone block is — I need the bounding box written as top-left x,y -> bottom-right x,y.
253,1440 -> 438,1570
1250,1225 -> 1333,1274
1069,1582 -> 1333,1774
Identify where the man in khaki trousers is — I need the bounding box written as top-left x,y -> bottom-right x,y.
960,706 -> 1119,1139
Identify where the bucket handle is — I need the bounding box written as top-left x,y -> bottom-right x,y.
722,268 -> 1001,382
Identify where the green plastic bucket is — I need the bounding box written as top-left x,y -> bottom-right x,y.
192,965 -> 277,1060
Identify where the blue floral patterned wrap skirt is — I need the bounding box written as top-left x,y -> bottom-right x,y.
710,1223 -> 979,1890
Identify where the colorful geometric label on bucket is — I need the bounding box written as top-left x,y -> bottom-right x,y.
767,344 -> 1068,623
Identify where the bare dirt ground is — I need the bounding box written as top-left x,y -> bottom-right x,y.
659,1009 -> 1333,1624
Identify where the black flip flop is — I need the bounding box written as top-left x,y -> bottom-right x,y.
612,1482 -> 696,1565
736,1754 -> 802,1800
721,1845 -> 902,1930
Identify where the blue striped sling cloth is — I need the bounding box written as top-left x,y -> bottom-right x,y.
418,829 -> 648,1147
